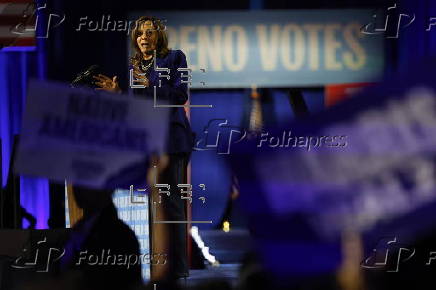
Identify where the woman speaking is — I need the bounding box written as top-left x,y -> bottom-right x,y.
94,16 -> 193,281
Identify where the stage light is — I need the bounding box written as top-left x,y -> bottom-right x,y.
223,221 -> 230,233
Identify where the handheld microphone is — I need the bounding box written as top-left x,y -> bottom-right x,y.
71,65 -> 100,88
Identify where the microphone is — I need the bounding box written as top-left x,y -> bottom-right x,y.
71,65 -> 100,88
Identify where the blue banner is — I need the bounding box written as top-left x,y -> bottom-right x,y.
131,10 -> 385,88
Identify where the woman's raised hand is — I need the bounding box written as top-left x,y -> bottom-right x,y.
93,74 -> 121,93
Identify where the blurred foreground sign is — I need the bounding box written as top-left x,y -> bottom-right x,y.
230,58 -> 436,240
15,80 -> 168,189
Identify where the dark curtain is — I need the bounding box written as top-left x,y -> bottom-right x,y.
0,0 -> 50,229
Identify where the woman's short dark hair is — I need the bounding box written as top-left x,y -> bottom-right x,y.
130,16 -> 169,66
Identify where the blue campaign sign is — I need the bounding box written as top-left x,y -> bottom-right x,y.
15,80 -> 169,189
131,10 -> 384,88
228,58 -> 436,276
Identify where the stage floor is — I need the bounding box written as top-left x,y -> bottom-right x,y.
185,229 -> 252,288
186,263 -> 240,288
